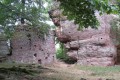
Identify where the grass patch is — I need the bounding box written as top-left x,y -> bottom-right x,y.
0,63 -> 44,80
0,63 -> 120,80
76,65 -> 120,73
75,65 -> 120,77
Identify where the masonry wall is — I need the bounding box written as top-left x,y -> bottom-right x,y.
10,24 -> 56,65
0,35 -> 9,55
0,34 -> 9,62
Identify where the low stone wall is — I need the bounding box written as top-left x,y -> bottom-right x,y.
0,35 -> 9,56
0,34 -> 9,62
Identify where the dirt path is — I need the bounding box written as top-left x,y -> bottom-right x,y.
42,62 -> 120,80
0,62 -> 120,80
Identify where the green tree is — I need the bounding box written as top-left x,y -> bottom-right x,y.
58,0 -> 118,29
0,0 -> 53,38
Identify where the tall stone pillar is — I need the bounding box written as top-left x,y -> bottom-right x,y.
10,24 -> 56,65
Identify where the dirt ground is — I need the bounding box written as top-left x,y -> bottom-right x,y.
0,62 -> 120,80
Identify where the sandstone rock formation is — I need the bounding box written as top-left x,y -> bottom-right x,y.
49,1 -> 117,66
10,24 -> 56,65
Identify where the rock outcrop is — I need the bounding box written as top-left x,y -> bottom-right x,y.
10,24 -> 56,65
49,1 -> 117,66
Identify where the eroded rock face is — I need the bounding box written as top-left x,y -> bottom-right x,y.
10,24 -> 56,65
65,34 -> 116,66
49,1 -> 117,66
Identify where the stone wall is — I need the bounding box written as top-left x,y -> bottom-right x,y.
0,34 -> 9,62
10,24 -> 56,65
49,1 -> 117,66
0,35 -> 9,55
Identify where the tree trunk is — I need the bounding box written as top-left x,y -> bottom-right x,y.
21,0 -> 25,24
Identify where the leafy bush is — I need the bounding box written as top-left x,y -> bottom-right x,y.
56,43 -> 77,64
56,43 -> 67,60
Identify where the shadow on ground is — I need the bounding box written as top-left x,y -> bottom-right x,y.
0,63 -> 58,80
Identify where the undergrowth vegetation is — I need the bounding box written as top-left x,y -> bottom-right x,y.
56,43 -> 77,64
1,63 -> 120,80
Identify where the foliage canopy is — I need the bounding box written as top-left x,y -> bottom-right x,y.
58,0 -> 118,28
0,0 -> 120,38
0,0 -> 52,38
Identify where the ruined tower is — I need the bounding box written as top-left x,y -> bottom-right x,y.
10,24 -> 56,65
